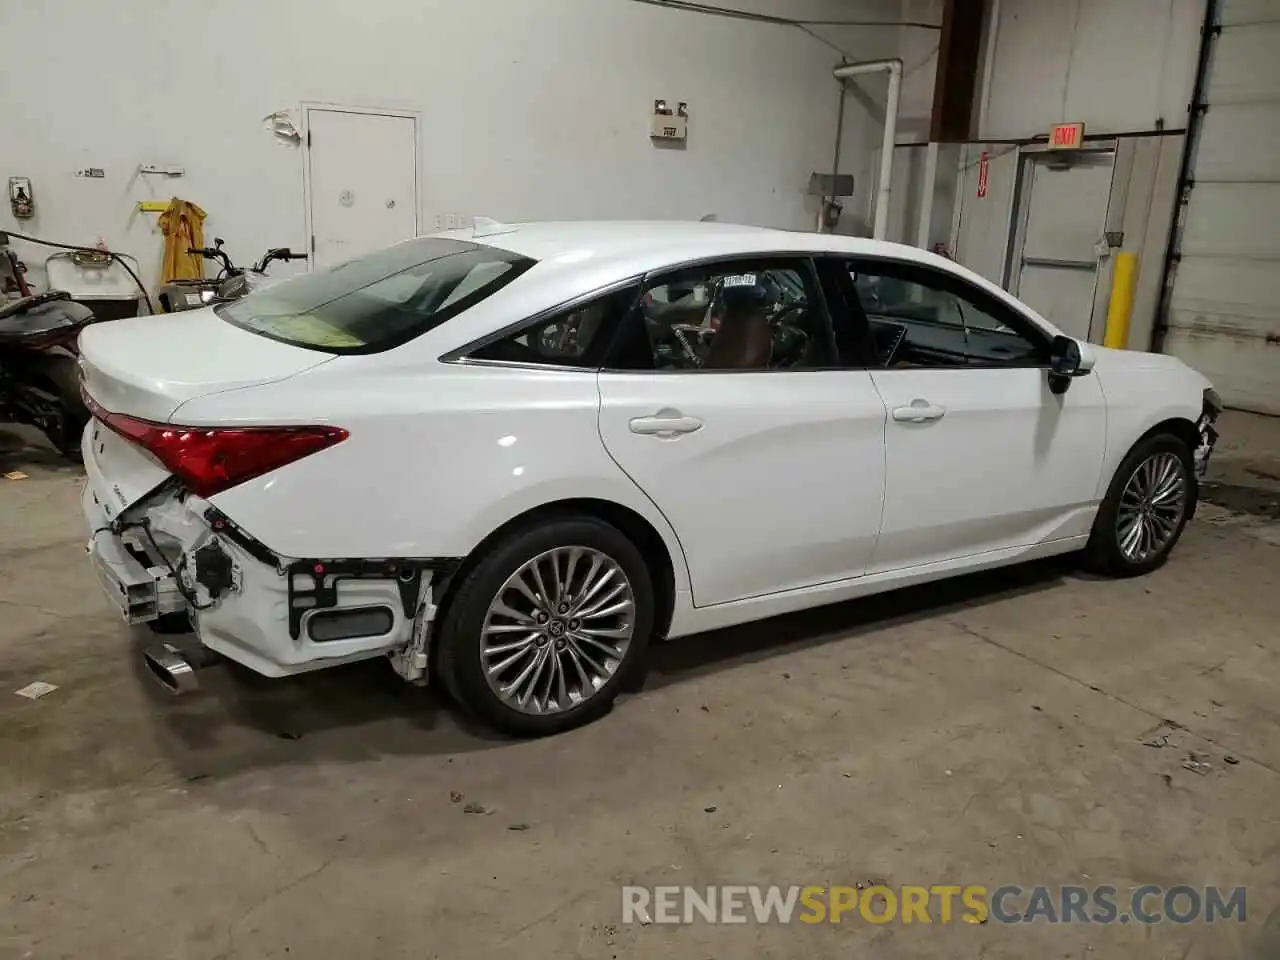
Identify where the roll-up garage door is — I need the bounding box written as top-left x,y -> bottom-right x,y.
1163,0 -> 1280,414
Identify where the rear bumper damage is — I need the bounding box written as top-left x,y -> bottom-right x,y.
84,478 -> 457,691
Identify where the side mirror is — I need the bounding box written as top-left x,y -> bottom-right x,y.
1048,335 -> 1090,394
1050,335 -> 1082,375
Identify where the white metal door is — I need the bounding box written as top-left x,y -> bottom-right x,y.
305,108 -> 418,268
1011,151 -> 1116,341
597,371 -> 888,607
868,368 -> 1108,573
1164,0 -> 1280,414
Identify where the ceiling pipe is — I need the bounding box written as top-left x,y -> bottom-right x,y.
833,57 -> 903,241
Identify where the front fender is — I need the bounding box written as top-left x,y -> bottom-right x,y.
1093,356 -> 1213,499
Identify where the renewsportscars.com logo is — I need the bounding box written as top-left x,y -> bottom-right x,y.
621,884 -> 1248,926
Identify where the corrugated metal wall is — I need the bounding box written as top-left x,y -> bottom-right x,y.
1163,0 -> 1280,414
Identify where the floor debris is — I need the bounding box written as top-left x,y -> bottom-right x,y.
3,470 -> 29,481
463,802 -> 494,816
14,681 -> 57,700
1182,752 -> 1213,775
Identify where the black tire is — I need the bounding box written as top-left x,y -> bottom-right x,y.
29,353 -> 87,461
435,515 -> 655,737
1083,432 -> 1196,577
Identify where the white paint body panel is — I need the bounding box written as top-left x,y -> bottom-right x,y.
77,222 -> 1214,678
597,370 -> 887,607
868,367 -> 1107,572
78,309 -> 332,424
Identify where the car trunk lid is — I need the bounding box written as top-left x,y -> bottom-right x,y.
79,307 -> 332,424
79,307 -> 332,515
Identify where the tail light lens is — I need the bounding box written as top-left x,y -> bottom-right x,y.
83,391 -> 347,499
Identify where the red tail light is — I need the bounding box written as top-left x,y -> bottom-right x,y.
83,392 -> 347,499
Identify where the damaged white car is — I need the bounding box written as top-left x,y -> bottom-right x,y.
81,220 -> 1221,736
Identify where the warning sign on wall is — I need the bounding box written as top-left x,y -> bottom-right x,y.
977,151 -> 989,198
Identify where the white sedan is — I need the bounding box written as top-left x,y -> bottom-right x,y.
80,221 -> 1221,736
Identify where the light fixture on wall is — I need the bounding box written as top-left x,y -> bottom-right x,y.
263,110 -> 302,146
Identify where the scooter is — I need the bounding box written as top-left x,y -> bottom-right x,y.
0,291 -> 94,460
156,239 -> 307,312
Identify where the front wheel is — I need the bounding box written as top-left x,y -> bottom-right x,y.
1084,433 -> 1196,577
435,515 -> 654,737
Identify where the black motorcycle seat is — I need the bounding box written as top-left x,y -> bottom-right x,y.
0,299 -> 95,342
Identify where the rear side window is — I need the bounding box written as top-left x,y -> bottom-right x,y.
465,284 -> 641,368
217,238 -> 534,354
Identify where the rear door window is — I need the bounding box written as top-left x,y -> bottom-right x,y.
217,238 -> 534,354
465,284 -> 641,368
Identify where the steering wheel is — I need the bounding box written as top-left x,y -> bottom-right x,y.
771,323 -> 811,368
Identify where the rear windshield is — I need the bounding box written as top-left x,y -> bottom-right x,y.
217,238 -> 534,353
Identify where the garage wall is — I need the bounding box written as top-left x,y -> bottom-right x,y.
0,0 -> 899,289
1163,0 -> 1280,414
978,0 -> 1206,140
783,0 -> 943,235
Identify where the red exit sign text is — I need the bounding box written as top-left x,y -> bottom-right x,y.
1049,122 -> 1085,149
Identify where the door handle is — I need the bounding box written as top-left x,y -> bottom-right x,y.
629,412 -> 704,437
892,400 -> 946,424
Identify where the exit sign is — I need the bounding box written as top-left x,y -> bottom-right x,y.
1049,122 -> 1085,149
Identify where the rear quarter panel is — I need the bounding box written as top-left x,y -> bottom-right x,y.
177,358 -> 691,593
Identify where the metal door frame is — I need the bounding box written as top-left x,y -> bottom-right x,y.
300,102 -> 423,269
1003,142 -> 1118,339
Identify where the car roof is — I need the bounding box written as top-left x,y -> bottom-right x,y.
432,219 -> 946,269
406,219 -> 1063,356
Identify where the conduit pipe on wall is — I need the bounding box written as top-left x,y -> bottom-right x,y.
832,58 -> 903,240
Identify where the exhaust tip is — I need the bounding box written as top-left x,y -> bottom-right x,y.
142,641 -> 199,695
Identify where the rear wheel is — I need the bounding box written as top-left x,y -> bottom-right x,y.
29,353 -> 87,461
1084,433 -> 1195,577
435,515 -> 654,737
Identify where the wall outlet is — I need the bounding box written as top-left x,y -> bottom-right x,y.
431,214 -> 469,231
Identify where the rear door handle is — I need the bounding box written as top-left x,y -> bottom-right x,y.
629,412 -> 704,437
892,400 -> 946,423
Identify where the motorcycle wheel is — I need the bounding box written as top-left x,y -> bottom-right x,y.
29,353 -> 87,462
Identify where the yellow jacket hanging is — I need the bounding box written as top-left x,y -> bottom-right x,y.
157,198 -> 207,284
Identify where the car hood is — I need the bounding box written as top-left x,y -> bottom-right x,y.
1088,344 -> 1198,375
79,307 -> 333,423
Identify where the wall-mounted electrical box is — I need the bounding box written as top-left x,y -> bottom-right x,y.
650,100 -> 688,142
8,177 -> 34,219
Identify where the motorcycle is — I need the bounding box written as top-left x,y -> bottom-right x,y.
0,291 -> 94,460
156,239 -> 307,312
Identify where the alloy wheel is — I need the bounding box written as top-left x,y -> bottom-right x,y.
1116,452 -> 1188,563
480,546 -> 636,715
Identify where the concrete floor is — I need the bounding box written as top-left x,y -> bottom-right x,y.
1,412 -> 1279,959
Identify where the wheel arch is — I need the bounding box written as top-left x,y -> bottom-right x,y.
434,497 -> 679,648
1105,416 -> 1202,522
1135,416 -> 1200,455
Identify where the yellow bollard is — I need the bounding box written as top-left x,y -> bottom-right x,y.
1103,252 -> 1138,349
